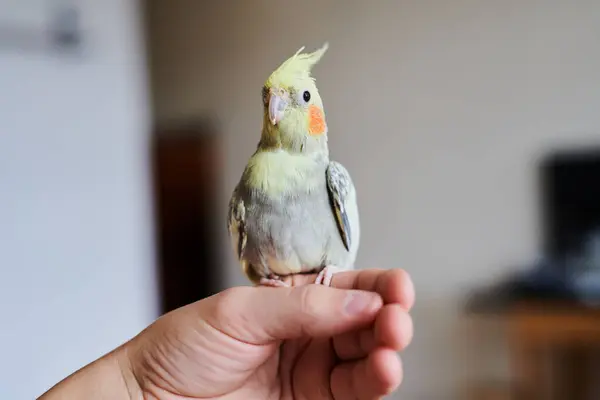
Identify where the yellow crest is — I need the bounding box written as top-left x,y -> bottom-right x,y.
266,42 -> 329,88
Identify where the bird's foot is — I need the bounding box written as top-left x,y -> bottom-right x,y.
314,265 -> 343,287
259,276 -> 290,288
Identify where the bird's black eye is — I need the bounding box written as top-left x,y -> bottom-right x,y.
303,90 -> 311,102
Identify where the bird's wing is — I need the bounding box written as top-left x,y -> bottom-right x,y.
227,185 -> 247,262
326,161 -> 354,252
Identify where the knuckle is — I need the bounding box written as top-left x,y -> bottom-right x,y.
211,286 -> 248,320
392,267 -> 410,283
401,312 -> 414,348
400,268 -> 412,281
396,269 -> 415,307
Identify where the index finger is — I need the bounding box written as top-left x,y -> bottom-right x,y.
290,268 -> 414,310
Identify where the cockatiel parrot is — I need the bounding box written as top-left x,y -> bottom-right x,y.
227,43 -> 360,287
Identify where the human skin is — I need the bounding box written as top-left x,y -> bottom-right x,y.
40,268 -> 414,400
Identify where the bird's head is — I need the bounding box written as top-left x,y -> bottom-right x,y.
259,43 -> 329,155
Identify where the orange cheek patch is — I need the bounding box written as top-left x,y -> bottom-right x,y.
308,104 -> 326,135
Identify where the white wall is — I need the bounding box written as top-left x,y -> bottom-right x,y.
0,1 -> 158,398
148,0 -> 600,398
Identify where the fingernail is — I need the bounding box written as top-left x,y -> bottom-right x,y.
344,291 -> 379,315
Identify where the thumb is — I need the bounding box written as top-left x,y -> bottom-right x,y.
204,285 -> 383,345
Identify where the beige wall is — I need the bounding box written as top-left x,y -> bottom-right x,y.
147,1 -> 600,397
1,1 -> 157,398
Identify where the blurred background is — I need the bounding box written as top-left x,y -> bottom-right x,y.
2,0 -> 600,398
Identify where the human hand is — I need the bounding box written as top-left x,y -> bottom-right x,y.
125,268 -> 414,399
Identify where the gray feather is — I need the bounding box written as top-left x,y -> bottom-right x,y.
227,186 -> 247,261
227,155 -> 360,282
326,161 -> 353,251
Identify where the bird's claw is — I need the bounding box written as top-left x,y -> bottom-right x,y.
314,265 -> 342,287
259,277 -> 290,288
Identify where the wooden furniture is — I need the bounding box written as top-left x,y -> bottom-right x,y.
466,294 -> 600,400
507,301 -> 600,400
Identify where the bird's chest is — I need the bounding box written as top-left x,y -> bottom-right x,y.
246,184 -> 331,242
243,150 -> 324,197
243,185 -> 336,273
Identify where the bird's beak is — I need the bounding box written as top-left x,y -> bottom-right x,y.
268,90 -> 287,126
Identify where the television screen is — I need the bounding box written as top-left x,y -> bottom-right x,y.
541,147 -> 600,258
